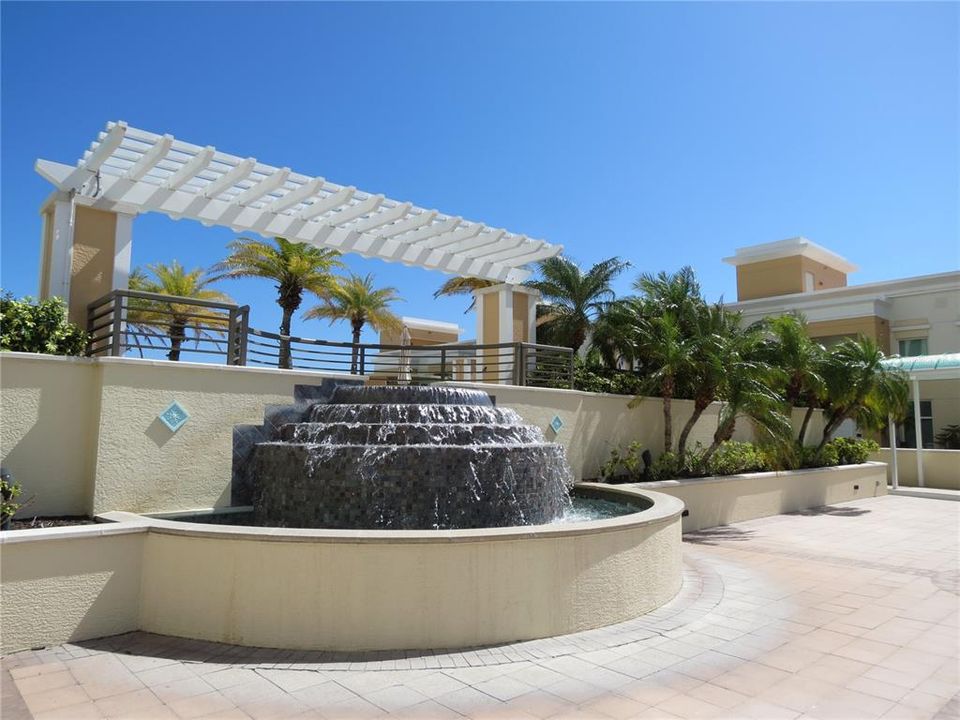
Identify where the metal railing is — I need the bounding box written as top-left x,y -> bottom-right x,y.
87,291 -> 574,388
87,290 -> 249,365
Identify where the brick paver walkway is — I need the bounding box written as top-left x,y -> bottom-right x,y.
3,495 -> 958,719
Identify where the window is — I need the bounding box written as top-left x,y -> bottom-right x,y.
898,338 -> 928,357
900,400 -> 934,449
804,271 -> 815,292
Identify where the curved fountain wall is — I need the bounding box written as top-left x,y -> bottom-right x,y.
252,385 -> 574,529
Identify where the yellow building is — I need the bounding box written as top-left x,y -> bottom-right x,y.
725,237 -> 960,451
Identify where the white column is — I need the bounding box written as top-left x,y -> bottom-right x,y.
912,377 -> 924,487
888,414 -> 899,490
47,197 -> 75,301
112,213 -> 135,289
527,292 -> 538,344
498,285 -> 512,344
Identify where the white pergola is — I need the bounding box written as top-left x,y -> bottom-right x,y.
35,121 -> 561,283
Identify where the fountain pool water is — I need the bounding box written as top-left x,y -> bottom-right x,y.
250,385 -> 577,529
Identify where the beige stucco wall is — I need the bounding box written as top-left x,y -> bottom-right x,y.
642,462 -> 888,532
799,256 -> 848,293
1,354 -> 827,517
0,354 -> 100,516
807,316 -> 891,353
872,448 -> 959,490
0,526 -> 145,654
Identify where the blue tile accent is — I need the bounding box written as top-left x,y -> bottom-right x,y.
159,401 -> 190,432
550,415 -> 564,434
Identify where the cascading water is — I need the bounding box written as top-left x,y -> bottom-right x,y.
251,385 -> 574,530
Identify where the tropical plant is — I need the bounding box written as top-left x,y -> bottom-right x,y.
127,263 -> 234,362
433,277 -> 497,313
627,312 -> 694,455
304,273 -> 402,373
935,424 -> 960,449
674,303 -> 740,462
700,327 -> 793,467
815,337 -> 909,454
524,256 -> 630,354
0,293 -> 88,356
828,437 -> 880,465
758,314 -> 826,445
599,442 -> 648,482
214,237 -> 342,368
706,441 -> 767,476
0,472 -> 22,528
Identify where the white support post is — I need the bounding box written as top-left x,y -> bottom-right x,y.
48,197 -> 74,300
113,213 -> 134,289
888,414 -> 899,490
912,377 -> 924,487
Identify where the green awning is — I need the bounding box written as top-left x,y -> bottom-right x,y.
881,353 -> 960,379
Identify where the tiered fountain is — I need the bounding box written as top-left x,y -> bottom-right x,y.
251,385 -> 574,529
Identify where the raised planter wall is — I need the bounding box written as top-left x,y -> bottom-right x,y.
641,462 -> 888,532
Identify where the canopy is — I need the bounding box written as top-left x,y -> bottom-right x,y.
881,353 -> 960,380
35,121 -> 561,283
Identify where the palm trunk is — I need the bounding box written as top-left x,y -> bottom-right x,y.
677,396 -> 710,461
662,376 -> 674,455
350,321 -> 364,374
279,306 -> 294,369
167,319 -> 186,362
701,418 -> 736,466
816,413 -> 847,455
798,406 -> 815,446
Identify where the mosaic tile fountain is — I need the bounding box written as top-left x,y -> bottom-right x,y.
250,385 -> 574,530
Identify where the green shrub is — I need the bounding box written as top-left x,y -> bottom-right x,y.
600,442 -> 646,482
828,437 -> 879,465
707,441 -> 768,476
0,293 -> 88,356
573,363 -> 644,395
647,446 -> 707,481
0,473 -> 22,527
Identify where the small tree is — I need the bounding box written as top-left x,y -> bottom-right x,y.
816,336 -> 909,454
0,293 -> 88,356
127,263 -> 233,362
214,237 -> 342,368
304,273 -> 402,374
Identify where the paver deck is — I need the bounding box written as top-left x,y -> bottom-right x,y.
3,495 -> 958,719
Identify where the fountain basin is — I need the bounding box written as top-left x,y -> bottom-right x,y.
105,485 -> 683,652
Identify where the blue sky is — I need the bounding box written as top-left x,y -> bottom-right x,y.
2,2 -> 957,343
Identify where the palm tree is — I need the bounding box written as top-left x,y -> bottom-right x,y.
700,327 -> 793,466
674,303 -> 740,462
127,262 -> 233,362
628,311 -> 695,455
525,256 -> 630,353
433,277 -> 498,313
304,273 -> 402,374
633,266 -> 703,331
758,314 -> 826,445
213,237 -> 342,368
816,336 -> 909,453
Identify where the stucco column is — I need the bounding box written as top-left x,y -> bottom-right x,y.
38,194 -> 135,327
472,284 -> 541,383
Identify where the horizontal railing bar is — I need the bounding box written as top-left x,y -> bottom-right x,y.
88,289 -> 241,312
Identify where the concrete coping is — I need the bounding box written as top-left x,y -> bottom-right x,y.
635,462 -> 887,490
79,485 -> 684,545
